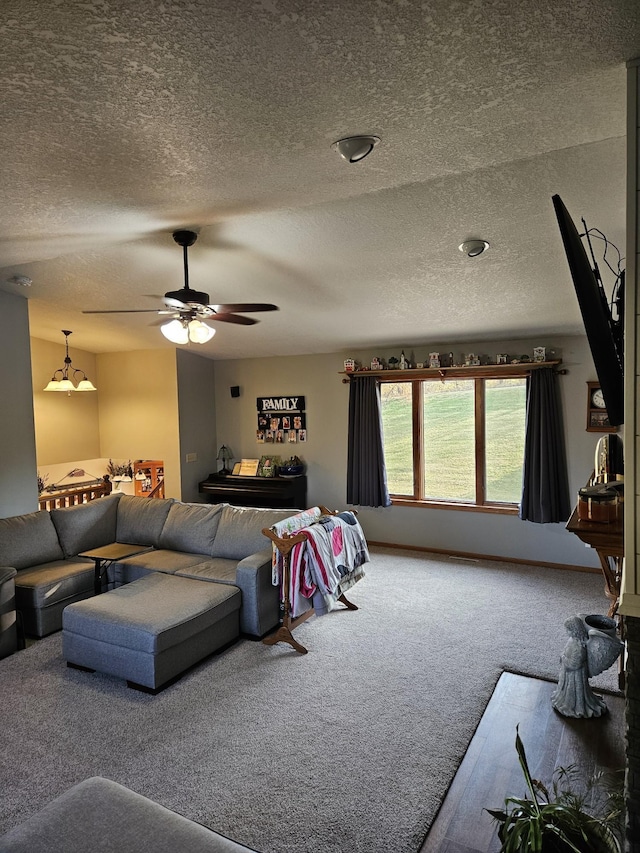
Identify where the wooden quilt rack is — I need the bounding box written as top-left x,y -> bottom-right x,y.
261,505 -> 358,654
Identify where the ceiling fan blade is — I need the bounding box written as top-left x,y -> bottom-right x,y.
82,309 -> 165,314
164,296 -> 188,309
209,313 -> 258,325
148,316 -> 179,326
209,303 -> 278,313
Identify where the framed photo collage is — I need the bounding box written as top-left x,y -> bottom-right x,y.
256,395 -> 307,445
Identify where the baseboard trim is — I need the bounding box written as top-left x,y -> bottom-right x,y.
366,540 -> 599,574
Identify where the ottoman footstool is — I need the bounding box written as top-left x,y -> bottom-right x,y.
62,573 -> 241,692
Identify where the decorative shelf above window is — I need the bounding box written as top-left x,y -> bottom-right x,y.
339,359 -> 563,382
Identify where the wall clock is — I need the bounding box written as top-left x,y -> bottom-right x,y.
586,381 -> 616,432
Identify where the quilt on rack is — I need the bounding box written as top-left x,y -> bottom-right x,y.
270,507 -> 369,618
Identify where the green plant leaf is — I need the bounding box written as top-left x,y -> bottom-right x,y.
487,727 -> 624,853
514,725 -> 541,810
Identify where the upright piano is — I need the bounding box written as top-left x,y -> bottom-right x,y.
198,473 -> 307,509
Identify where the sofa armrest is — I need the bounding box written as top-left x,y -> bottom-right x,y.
0,566 -> 17,660
0,566 -> 17,585
235,549 -> 280,638
0,776 -> 261,852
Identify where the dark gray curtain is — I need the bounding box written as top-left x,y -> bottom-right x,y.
347,376 -> 391,508
519,368 -> 571,523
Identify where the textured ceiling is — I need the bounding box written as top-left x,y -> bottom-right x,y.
0,0 -> 638,359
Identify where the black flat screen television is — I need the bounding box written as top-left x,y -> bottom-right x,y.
551,194 -> 624,426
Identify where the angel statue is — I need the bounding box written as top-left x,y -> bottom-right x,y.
551,614 -> 623,718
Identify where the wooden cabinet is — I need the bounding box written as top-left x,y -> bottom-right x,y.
134,460 -> 164,498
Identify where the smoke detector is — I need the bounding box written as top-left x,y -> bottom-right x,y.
7,274 -> 32,287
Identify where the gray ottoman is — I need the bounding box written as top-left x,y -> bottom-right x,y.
62,573 -> 241,692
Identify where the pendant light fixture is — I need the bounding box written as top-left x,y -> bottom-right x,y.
43,330 -> 97,393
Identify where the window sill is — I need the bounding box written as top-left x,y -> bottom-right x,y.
389,497 -> 520,515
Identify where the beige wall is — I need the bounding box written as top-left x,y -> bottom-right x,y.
96,349 -> 182,499
213,334 -> 602,567
29,341 -> 213,503
30,337 -> 100,465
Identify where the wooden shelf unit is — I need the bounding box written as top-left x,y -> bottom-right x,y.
134,460 -> 164,498
340,359 -> 562,382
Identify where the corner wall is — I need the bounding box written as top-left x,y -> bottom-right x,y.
621,56 -> 640,853
0,292 -> 37,517
176,349 -> 217,502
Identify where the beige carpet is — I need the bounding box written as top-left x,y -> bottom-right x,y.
0,547 -> 619,853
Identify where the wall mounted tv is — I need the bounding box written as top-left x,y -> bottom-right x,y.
551,193 -> 624,426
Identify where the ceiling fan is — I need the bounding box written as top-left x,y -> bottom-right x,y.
83,229 -> 278,344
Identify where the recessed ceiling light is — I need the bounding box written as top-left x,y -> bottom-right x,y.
332,135 -> 380,163
458,240 -> 489,257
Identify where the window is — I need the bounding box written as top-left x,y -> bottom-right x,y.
380,375 -> 526,512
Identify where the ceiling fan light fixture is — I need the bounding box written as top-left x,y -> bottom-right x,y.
161,318 -> 215,345
188,319 -> 215,343
332,135 -> 380,163
459,239 -> 490,257
161,319 -> 190,345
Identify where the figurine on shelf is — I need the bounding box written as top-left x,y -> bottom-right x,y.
533,346 -> 546,362
429,352 -> 440,368
371,357 -> 381,370
399,350 -> 408,369
388,356 -> 399,370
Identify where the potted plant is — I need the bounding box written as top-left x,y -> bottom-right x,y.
107,459 -> 132,481
487,727 -> 623,852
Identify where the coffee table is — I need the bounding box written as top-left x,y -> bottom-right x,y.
79,543 -> 151,595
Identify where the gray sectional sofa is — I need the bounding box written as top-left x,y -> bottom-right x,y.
0,494 -> 297,641
0,776 -> 261,852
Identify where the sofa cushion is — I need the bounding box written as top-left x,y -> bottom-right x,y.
14,558 -> 94,608
113,549 -> 213,585
212,504 -> 297,560
158,502 -> 223,556
174,557 -> 238,584
116,495 -> 174,546
0,511 -> 64,569
50,495 -> 121,558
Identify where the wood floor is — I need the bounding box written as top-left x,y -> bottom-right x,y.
419,671 -> 626,853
